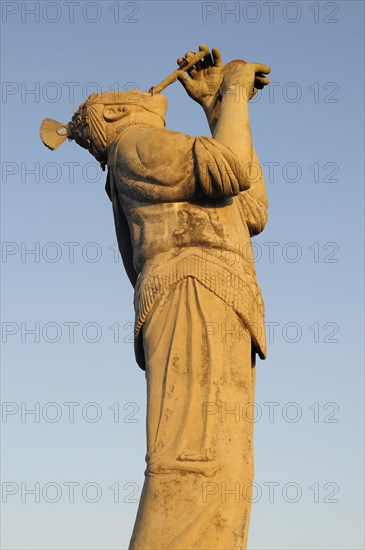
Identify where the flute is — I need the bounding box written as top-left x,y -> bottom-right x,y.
147,53 -> 260,98
148,50 -> 206,95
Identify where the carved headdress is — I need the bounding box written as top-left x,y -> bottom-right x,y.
40,91 -> 167,166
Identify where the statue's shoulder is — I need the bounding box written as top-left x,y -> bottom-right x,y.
114,126 -> 195,171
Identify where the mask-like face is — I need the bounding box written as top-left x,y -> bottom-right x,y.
68,101 -> 107,163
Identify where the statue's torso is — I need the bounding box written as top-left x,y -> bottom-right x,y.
107,125 -> 267,359
109,126 -> 256,273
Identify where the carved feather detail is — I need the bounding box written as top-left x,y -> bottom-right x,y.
40,118 -> 68,150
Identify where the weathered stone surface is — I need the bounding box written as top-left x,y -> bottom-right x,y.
40,44 -> 271,549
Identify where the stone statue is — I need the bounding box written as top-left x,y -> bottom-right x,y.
40,45 -> 271,550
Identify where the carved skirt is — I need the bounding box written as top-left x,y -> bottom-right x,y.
129,276 -> 256,550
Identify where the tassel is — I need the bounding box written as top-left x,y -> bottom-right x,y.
40,118 -> 69,150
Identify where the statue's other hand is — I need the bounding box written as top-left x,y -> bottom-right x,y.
177,44 -> 223,113
222,62 -> 271,100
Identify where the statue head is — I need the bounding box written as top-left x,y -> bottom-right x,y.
40,90 -> 168,167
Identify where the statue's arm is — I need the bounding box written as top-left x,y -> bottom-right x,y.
114,125 -> 267,206
105,171 -> 138,286
212,63 -> 269,176
205,64 -> 269,231
178,50 -> 270,194
237,147 -> 268,236
114,124 -> 262,203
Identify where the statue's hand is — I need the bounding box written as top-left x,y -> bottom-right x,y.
221,62 -> 271,100
177,44 -> 223,118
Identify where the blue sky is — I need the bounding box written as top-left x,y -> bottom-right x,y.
1,1 -> 364,549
